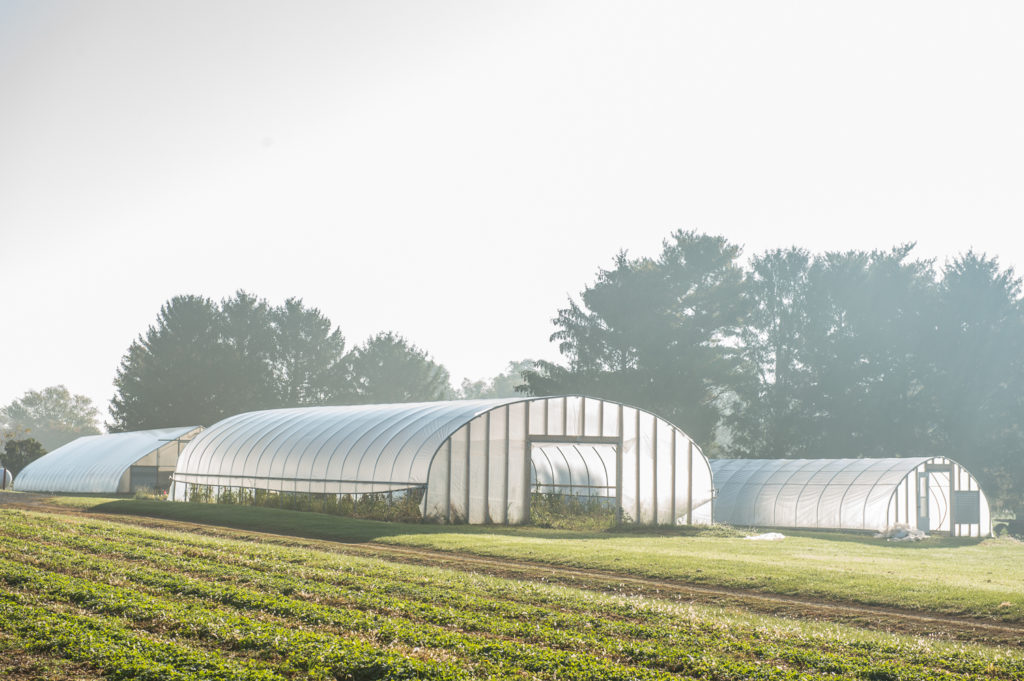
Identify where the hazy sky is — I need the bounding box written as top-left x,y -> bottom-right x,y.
2,1 -> 1022,427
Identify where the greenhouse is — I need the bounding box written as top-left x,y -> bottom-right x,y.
15,426 -> 203,494
711,457 -> 991,537
170,396 -> 714,525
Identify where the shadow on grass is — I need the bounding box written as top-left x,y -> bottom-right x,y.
90,500 -> 747,543
89,500 -> 983,548
754,527 -> 986,549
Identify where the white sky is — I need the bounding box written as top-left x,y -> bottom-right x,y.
2,1 -> 1022,427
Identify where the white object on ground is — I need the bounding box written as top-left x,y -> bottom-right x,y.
873,523 -> 928,541
744,532 -> 785,541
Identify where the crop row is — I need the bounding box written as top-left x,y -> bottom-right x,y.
8,511 -> 1021,679
0,548 -> 694,681
0,588 -> 285,681
4,511 -> 1021,680
14,527 -> 995,681
0,555 -> 486,681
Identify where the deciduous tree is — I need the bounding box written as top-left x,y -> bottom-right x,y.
1,385 -> 100,452
459,359 -> 536,399
348,332 -> 453,404
3,437 -> 47,478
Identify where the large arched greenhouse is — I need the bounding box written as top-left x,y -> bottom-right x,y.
711,457 -> 991,537
15,426 -> 203,494
170,396 -> 714,525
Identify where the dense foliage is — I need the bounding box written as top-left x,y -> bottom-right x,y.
0,385 -> 100,452
109,292 -> 453,431
1,437 -> 46,478
186,485 -> 425,522
526,232 -> 746,448
526,232 -> 1024,513
346,331 -> 454,403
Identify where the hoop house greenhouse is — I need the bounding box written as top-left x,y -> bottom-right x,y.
170,396 -> 713,525
711,457 -> 991,537
15,426 -> 202,494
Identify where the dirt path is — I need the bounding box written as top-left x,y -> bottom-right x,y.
0,491 -> 53,506
7,501 -> 1024,648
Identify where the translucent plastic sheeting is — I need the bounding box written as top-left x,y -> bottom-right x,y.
15,426 -> 201,494
171,396 -> 715,526
172,400 -> 519,501
531,444 -> 616,497
711,457 -> 992,536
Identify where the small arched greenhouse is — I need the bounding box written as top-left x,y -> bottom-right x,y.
711,457 -> 991,537
170,396 -> 713,525
15,426 -> 202,494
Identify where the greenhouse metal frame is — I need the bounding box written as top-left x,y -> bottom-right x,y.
711,456 -> 991,537
15,426 -> 203,494
170,396 -> 714,525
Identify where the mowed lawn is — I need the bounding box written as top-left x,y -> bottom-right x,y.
381,527 -> 1024,621
82,498 -> 1024,622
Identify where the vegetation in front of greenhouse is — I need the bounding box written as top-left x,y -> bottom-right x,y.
185,484 -> 425,522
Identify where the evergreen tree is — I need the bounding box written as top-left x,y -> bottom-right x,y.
524,230 -> 747,448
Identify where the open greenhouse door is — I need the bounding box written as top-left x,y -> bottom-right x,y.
529,442 -> 619,528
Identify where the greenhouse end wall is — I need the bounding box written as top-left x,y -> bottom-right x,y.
423,396 -> 714,525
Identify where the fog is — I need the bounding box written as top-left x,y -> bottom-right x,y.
2,1 -> 1022,419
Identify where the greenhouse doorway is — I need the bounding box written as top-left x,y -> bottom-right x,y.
529,440 -> 620,529
919,464 -> 953,533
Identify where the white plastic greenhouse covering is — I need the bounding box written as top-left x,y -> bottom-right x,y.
711,457 -> 992,537
15,426 -> 203,494
170,396 -> 714,525
1,466 -> 12,489
531,444 -> 616,498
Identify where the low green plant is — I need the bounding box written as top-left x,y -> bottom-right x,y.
3,509 -> 1022,681
529,492 -> 617,530
185,484 -> 424,522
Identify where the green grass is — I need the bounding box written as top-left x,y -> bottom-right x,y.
46,496 -> 122,508
85,498 -> 1024,622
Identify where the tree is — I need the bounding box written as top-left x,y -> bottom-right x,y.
459,359 -> 537,399
730,245 -> 941,461
347,332 -> 454,403
797,246 -> 939,460
1,385 -> 100,452
110,292 -> 353,430
926,252 -> 1024,514
272,298 -> 349,406
523,230 -> 747,449
109,295 -> 237,431
219,290 -> 279,409
727,247 -> 814,458
3,438 -> 47,479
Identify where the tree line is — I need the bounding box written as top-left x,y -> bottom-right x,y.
3,230 -> 1022,514
523,231 -> 1024,516
107,292 -> 457,431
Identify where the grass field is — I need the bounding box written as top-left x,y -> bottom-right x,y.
88,498 -> 1024,622
2,506 -> 1023,681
